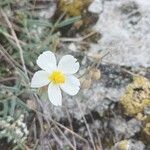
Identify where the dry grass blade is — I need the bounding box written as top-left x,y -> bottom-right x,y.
65,107 -> 77,149
51,129 -> 63,147
22,94 -> 89,147
0,46 -> 16,68
76,99 -> 97,150
0,9 -> 29,81
0,44 -> 33,75
0,77 -> 17,83
89,112 -> 103,150
0,29 -> 26,46
54,124 -> 76,150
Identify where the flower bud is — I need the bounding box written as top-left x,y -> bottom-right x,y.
89,68 -> 101,80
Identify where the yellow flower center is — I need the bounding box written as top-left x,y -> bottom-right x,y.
48,71 -> 65,84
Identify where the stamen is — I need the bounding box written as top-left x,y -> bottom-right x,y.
48,71 -> 65,84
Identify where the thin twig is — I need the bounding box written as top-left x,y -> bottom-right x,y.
60,31 -> 97,43
82,31 -> 97,41
51,129 -> 63,147
96,51 -> 110,68
54,120 -> 88,144
0,77 -> 17,83
121,68 -> 138,76
79,51 -> 110,78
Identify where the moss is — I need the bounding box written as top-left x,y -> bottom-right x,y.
120,76 -> 150,116
58,0 -> 91,16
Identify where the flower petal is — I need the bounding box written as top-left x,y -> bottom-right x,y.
36,51 -> 57,72
58,55 -> 79,75
60,75 -> 80,96
31,70 -> 49,88
48,83 -> 62,106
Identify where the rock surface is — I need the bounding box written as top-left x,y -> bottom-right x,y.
89,0 -> 150,67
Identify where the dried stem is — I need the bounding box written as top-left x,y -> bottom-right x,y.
76,99 -> 96,150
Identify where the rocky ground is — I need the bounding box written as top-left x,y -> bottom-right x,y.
49,0 -> 150,149
0,0 -> 150,149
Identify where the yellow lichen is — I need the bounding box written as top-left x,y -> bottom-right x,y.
120,76 -> 150,116
136,113 -> 147,121
142,115 -> 150,136
117,140 -> 129,150
58,0 -> 91,16
143,123 -> 150,136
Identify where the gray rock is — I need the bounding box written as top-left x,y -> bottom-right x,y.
89,0 -> 150,67
110,116 -> 127,141
88,0 -> 103,14
110,117 -> 142,140
125,118 -> 142,138
129,140 -> 145,150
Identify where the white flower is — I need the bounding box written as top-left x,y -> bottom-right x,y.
31,51 -> 80,106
